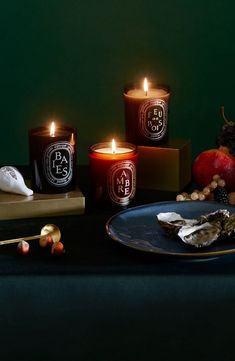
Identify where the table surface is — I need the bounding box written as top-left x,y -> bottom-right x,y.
1,166 -> 235,361
0,165 -> 234,276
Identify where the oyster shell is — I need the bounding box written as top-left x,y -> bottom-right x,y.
198,209 -> 230,224
0,166 -> 33,196
157,212 -> 197,234
223,213 -> 235,238
157,209 -> 234,248
177,221 -> 222,248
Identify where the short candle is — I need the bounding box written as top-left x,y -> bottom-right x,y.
29,122 -> 77,194
124,78 -> 170,146
89,140 -> 138,207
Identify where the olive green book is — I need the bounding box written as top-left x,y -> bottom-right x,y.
0,187 -> 85,220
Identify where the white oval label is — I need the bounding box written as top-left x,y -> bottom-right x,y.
139,98 -> 168,140
107,161 -> 136,206
43,141 -> 74,187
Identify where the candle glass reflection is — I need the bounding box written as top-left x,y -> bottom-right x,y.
124,80 -> 170,146
89,141 -> 138,207
29,124 -> 77,194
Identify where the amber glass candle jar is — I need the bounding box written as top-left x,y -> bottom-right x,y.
89,140 -> 138,207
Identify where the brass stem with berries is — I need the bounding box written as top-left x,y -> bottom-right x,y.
0,224 -> 61,247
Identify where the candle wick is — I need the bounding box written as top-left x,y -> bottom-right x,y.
145,90 -> 148,96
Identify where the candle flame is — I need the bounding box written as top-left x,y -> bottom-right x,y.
70,133 -> 75,146
50,121 -> 56,137
143,77 -> 148,96
111,139 -> 116,154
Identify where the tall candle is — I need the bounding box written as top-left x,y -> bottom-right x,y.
29,122 -> 77,193
89,140 -> 138,207
124,78 -> 170,146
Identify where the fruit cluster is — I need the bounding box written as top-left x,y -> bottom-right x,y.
176,174 -> 235,204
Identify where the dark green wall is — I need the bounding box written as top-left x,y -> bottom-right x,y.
1,0 -> 234,165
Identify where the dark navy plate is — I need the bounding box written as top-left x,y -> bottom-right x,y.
106,201 -> 235,258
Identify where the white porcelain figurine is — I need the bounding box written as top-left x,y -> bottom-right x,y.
0,166 -> 33,196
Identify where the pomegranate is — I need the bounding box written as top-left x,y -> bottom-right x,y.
193,146 -> 235,191
193,106 -> 235,192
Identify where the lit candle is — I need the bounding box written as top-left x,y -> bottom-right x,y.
89,140 -> 138,207
29,121 -> 77,193
123,78 -> 170,145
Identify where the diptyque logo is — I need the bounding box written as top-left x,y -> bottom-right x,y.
44,141 -> 74,186
108,161 -> 136,205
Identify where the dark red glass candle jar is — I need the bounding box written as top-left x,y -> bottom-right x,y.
89,141 -> 138,207
124,79 -> 170,146
29,122 -> 77,193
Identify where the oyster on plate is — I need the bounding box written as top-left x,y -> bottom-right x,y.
198,209 -> 230,224
177,221 -> 222,248
223,213 -> 235,238
156,212 -> 197,234
157,209 -> 235,248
